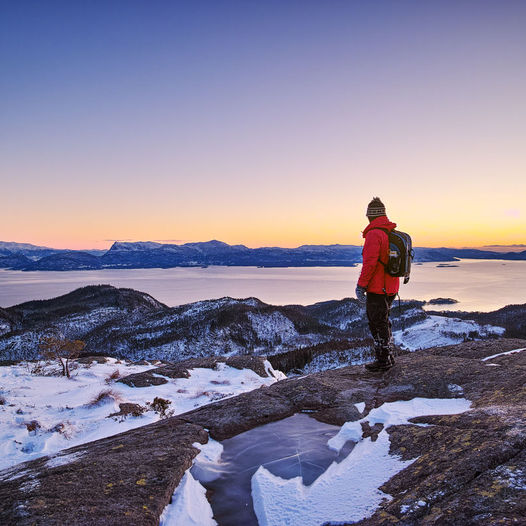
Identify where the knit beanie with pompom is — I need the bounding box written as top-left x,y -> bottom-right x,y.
366,197 -> 386,218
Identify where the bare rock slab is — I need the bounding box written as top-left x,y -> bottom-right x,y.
0,338 -> 525,525
0,419 -> 207,526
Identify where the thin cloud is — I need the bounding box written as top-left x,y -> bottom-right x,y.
153,239 -> 186,243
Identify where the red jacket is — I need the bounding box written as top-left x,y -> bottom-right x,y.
357,216 -> 400,295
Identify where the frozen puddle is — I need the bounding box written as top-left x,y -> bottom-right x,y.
253,398 -> 471,526
190,414 -> 354,526
163,398 -> 472,526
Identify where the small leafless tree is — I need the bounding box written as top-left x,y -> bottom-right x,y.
39,336 -> 86,378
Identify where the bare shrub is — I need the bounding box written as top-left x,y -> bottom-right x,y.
191,391 -> 212,399
87,389 -> 121,407
0,396 -> 5,405
39,336 -> 86,378
51,421 -> 75,439
108,403 -> 146,421
147,397 -> 173,418
210,380 -> 230,385
26,420 -> 41,434
105,369 -> 121,384
25,360 -> 48,376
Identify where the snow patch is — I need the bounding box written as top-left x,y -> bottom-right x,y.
19,477 -> 40,492
447,384 -> 464,395
354,402 -> 366,413
264,360 -> 287,381
0,359 -> 283,471
329,398 -> 471,453
247,312 -> 298,343
159,471 -> 216,526
481,347 -> 526,362
252,431 -> 412,526
394,315 -> 504,351
45,451 -> 86,469
160,439 -> 222,526
251,398 -> 471,526
0,467 -> 30,482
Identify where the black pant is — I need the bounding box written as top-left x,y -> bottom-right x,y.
366,292 -> 395,342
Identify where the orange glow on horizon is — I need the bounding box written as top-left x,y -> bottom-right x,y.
9,222 -> 526,252
2,4 -> 525,253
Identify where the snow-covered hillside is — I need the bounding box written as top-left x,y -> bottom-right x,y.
0,285 -> 512,376
0,358 -> 284,471
394,315 -> 505,351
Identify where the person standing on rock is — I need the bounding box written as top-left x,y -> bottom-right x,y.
355,197 -> 399,371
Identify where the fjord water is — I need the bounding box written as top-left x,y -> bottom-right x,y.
1,260 -> 525,312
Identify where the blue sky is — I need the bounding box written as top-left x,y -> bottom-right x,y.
2,1 -> 525,248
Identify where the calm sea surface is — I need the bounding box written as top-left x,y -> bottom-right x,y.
0,260 -> 525,312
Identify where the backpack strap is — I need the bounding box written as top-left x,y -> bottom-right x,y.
369,227 -> 390,268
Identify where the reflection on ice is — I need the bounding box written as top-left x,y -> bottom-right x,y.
191,413 -> 354,526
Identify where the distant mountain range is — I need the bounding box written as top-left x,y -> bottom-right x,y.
0,240 -> 525,271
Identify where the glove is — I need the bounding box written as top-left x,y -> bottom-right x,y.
355,285 -> 367,305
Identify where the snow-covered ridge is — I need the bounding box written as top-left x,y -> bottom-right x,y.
0,285 -> 511,371
248,311 -> 298,343
109,241 -> 163,251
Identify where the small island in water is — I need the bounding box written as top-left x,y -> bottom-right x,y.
427,297 -> 459,305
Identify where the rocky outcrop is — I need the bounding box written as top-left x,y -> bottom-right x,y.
1,338 -> 525,525
118,355 -> 272,387
0,419 -> 207,526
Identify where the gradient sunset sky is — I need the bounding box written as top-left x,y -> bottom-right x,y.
2,1 -> 525,250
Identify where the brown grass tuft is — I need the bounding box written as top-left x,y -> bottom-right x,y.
105,369 -> 121,384
87,389 -> 121,407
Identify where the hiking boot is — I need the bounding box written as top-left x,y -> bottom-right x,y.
365,338 -> 394,372
365,358 -> 393,372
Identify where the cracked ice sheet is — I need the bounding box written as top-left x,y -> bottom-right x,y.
251,398 -> 471,526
